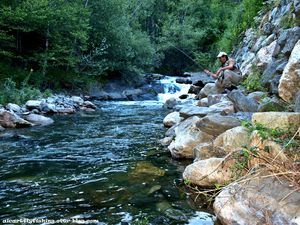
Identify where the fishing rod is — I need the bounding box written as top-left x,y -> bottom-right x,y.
169,43 -> 206,71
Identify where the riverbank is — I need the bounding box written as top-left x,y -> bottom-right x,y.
160,0 -> 300,223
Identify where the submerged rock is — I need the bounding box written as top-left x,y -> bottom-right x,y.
163,97 -> 177,110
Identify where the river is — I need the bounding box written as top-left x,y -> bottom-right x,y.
0,77 -> 216,225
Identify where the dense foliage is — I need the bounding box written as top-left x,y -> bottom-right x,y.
0,0 -> 264,97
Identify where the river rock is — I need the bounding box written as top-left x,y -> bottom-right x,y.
168,116 -> 213,159
214,177 -> 300,225
197,83 -> 220,99
256,40 -> 280,68
209,101 -> 235,115
197,98 -> 208,107
252,112 -> 300,132
107,92 -> 127,101
278,39 -> 300,102
82,101 -> 97,109
213,126 -> 250,155
196,114 -> 241,137
176,78 -> 192,84
163,112 -> 183,128
25,100 -> 42,110
123,89 -> 143,100
6,103 -> 21,113
56,108 -> 76,114
159,136 -> 173,146
179,106 -> 219,119
227,90 -> 259,112
41,103 -> 57,114
163,97 -> 177,110
0,110 -> 33,128
188,85 -> 201,95
183,158 -> 233,187
71,96 -> 84,104
207,94 -> 228,106
193,142 -> 224,160
24,114 -> 54,126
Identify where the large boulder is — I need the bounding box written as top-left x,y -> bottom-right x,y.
196,114 -> 241,137
197,83 -> 220,99
0,110 -> 32,128
163,112 -> 183,128
252,112 -> 300,133
227,90 -> 259,112
24,114 -> 54,126
214,177 -> 300,225
278,40 -> 300,102
256,40 -> 280,68
207,94 -> 228,106
278,27 -> 300,56
179,106 -> 220,119
6,103 -> 21,113
168,116 -> 213,159
25,100 -> 42,110
209,101 -> 235,115
213,126 -> 251,155
183,158 -> 234,187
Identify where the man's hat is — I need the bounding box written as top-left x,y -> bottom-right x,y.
217,52 -> 228,58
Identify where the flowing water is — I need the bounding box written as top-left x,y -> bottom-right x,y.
0,77 -> 216,225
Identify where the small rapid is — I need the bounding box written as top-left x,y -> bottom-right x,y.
0,77 -> 215,225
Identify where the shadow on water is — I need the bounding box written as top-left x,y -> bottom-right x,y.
0,100 -> 217,224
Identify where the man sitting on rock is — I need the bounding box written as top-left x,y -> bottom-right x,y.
204,52 -> 242,92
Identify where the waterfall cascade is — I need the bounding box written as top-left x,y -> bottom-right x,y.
156,76 -> 193,102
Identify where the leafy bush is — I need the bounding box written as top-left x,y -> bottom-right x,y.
0,78 -> 42,105
242,66 -> 266,92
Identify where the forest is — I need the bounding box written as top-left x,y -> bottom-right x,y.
0,0 -> 263,101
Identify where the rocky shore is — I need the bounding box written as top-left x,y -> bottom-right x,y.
161,0 -> 300,224
0,95 -> 97,131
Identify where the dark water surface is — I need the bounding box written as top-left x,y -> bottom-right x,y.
0,101 -> 215,225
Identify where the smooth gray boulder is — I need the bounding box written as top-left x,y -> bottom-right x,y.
196,114 -> 241,137
168,116 -> 213,159
228,90 -> 259,112
24,114 -> 54,126
179,106 -> 220,119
